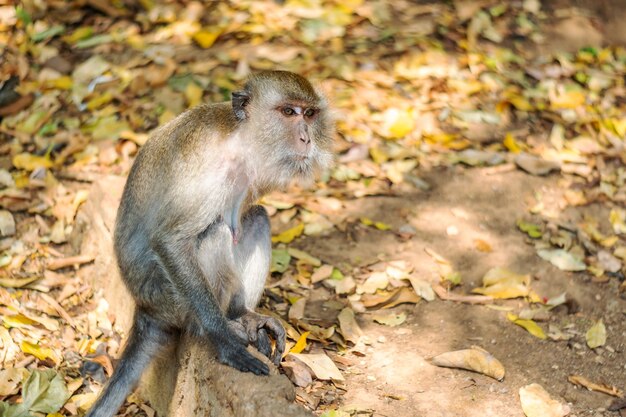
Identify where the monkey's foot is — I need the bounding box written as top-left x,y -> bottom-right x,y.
231,312 -> 285,366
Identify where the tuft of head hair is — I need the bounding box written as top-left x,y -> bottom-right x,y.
243,71 -> 321,105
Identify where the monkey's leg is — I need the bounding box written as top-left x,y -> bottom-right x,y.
86,309 -> 173,417
184,220 -> 270,375
228,205 -> 286,365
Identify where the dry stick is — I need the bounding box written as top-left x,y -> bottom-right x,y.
39,292 -> 76,328
47,255 -> 95,270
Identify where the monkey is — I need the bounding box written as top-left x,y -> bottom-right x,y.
85,70 -> 333,417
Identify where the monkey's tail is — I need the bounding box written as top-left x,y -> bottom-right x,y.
86,310 -> 173,417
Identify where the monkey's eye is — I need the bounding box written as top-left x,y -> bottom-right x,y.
304,108 -> 316,118
282,107 -> 296,116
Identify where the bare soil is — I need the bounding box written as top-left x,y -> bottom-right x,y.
296,166 -> 625,417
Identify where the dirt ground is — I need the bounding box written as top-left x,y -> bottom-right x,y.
292,2 -> 626,415
1,0 -> 625,416
295,166 -> 625,417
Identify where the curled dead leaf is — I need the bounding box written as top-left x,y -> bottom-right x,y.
431,346 -> 505,381
519,383 -> 570,417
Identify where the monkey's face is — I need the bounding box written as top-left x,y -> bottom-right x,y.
233,71 -> 334,189
262,100 -> 333,186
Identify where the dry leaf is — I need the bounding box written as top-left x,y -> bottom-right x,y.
337,308 -> 363,344
431,346 -> 505,381
311,264 -> 334,283
271,223 -> 304,243
585,320 -> 606,349
507,313 -> 547,339
359,272 -> 389,294
519,383 -> 570,417
289,331 -> 310,354
372,312 -> 406,327
537,249 -> 586,272
0,368 -> 29,396
568,375 -> 623,397
472,267 -> 531,299
288,353 -> 344,381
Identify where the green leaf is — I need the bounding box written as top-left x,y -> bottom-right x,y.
585,320 -> 606,349
168,74 -> 195,92
15,6 -> 31,26
517,220 -> 542,238
31,25 -> 65,42
21,370 -> 69,414
330,268 -> 344,280
270,249 -> 291,273
75,34 -> 113,49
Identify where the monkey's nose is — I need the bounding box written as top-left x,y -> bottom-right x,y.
299,137 -> 311,145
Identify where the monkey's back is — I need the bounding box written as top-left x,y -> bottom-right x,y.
113,102 -> 239,299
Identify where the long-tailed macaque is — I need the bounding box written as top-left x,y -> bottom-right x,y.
86,71 -> 333,417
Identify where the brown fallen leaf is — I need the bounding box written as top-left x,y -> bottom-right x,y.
431,346 -> 505,381
288,353 -> 344,381
515,153 -> 560,176
87,354 -> 115,376
361,287 -> 419,309
0,275 -> 40,288
282,359 -> 313,387
0,368 -> 29,396
39,293 -> 76,328
337,307 -> 363,344
46,255 -> 95,270
311,264 -> 334,283
568,375 -> 623,398
433,284 -> 493,304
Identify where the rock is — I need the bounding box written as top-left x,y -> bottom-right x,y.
73,175 -> 312,417
515,153 -> 560,176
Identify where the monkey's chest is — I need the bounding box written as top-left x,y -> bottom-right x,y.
222,188 -> 248,244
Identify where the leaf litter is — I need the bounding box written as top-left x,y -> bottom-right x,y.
1,0 -> 625,415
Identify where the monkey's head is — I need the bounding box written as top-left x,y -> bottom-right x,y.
232,71 -> 334,188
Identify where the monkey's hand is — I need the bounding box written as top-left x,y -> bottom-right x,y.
230,312 -> 285,366
213,331 -> 270,376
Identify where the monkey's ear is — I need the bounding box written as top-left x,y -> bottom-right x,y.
231,90 -> 250,121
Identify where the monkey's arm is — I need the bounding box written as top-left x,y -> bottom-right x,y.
151,220 -> 269,375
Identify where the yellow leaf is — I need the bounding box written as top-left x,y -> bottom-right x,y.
44,76 -> 73,90
185,82 -> 203,108
507,313 -> 547,339
474,239 -> 492,252
374,221 -> 391,231
507,94 -> 533,111
20,340 -> 60,363
12,153 -> 54,171
383,108 -> 415,140
86,91 -> 114,110
3,314 -> 38,328
472,267 -> 530,299
360,217 -> 373,226
503,133 -> 522,153
63,26 -> 93,44
586,320 -> 606,349
192,28 -> 222,49
289,331 -> 310,354
550,91 -> 585,110
272,223 -> 304,243
423,132 -> 457,144
369,146 -> 389,164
